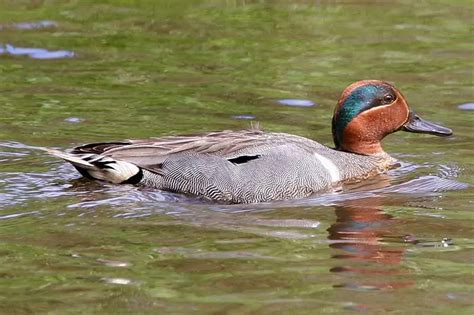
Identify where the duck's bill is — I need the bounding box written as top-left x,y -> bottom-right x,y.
402,112 -> 453,136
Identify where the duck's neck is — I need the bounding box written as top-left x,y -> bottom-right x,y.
338,140 -> 385,156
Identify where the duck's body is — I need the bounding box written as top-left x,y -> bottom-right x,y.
55,129 -> 393,203
50,80 -> 452,203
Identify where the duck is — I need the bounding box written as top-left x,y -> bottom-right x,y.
49,80 -> 453,204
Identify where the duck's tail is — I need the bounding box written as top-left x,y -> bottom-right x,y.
47,149 -> 143,184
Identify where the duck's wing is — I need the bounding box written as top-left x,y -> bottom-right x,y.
50,129 -> 329,188
70,129 -> 304,169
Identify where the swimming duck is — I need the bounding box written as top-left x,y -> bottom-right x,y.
50,80 -> 452,203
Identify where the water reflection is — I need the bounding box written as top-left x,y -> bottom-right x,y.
0,44 -> 74,59
457,103 -> 474,111
231,114 -> 256,120
0,142 -> 469,314
328,197 -> 414,291
14,20 -> 56,30
276,99 -> 316,107
0,20 -> 57,30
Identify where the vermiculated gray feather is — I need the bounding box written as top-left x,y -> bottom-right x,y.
52,129 -> 393,203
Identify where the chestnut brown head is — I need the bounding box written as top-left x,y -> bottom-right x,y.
332,80 -> 452,155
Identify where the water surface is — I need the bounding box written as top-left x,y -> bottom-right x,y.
0,1 -> 473,314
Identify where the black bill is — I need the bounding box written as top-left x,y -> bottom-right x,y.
402,112 -> 453,136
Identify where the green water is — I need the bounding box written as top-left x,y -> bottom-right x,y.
1,1 -> 473,314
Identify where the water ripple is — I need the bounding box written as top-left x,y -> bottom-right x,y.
0,20 -> 57,30
0,44 -> 75,59
0,141 -> 469,218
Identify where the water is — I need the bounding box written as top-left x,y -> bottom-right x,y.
0,1 -> 473,314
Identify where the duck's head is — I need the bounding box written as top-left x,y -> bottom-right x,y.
332,80 -> 452,155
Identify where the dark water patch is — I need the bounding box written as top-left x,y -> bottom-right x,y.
457,103 -> 474,111
0,44 -> 74,59
414,237 -> 454,248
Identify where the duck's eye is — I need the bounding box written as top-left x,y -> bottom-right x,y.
382,94 -> 395,104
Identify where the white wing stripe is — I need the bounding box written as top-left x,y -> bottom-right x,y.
313,153 -> 341,182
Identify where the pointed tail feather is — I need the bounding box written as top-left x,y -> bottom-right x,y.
48,149 -> 142,184
47,149 -> 96,169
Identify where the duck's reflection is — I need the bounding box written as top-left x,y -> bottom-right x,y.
328,196 -> 414,290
